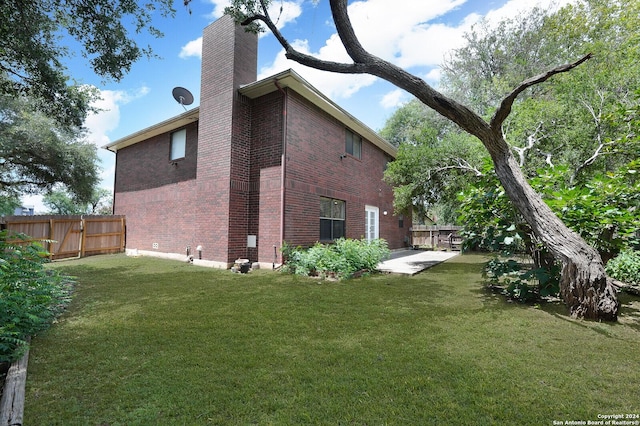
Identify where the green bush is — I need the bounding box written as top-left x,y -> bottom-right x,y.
483,257 -> 561,303
0,231 -> 73,363
606,250 -> 640,285
281,238 -> 390,280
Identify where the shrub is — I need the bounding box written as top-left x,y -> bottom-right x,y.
606,250 -> 640,285
483,256 -> 561,303
0,231 -> 73,363
281,238 -> 390,280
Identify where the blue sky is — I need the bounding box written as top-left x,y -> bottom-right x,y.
22,0 -> 571,212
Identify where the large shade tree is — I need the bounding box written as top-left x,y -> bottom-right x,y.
0,0 -> 175,129
384,0 -> 640,260
0,94 -> 99,203
1,0 -> 176,203
223,0 -> 619,320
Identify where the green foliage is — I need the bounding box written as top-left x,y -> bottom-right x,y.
385,0 -> 640,229
459,164 -> 561,302
458,160 -> 529,254
282,238 -> 390,280
0,231 -> 73,363
459,156 -> 640,301
381,101 -> 486,223
533,162 -> 640,261
0,94 -> 100,203
483,257 -> 561,303
0,194 -> 20,216
43,187 -> 113,215
606,251 -> 640,285
0,0 -> 175,128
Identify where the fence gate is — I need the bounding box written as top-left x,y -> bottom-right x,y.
1,215 -> 126,260
50,218 -> 83,259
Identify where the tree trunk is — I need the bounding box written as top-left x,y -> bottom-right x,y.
235,0 -> 620,320
488,140 -> 619,320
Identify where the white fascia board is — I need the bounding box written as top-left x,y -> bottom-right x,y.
103,108 -> 200,152
239,69 -> 397,158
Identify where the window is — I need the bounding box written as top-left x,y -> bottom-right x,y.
170,128 -> 186,160
345,129 -> 362,159
320,197 -> 346,241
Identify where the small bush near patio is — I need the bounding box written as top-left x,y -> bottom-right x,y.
0,231 -> 73,364
281,238 -> 390,279
21,253 -> 640,425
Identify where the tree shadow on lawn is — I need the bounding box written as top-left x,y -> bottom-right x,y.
470,276 -> 640,334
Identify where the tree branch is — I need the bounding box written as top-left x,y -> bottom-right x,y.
240,3 -> 367,74
511,122 -> 544,167
571,141 -> 615,182
490,53 -> 593,130
428,158 -> 483,179
237,0 -> 491,140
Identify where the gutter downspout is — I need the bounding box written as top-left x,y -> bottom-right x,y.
274,79 -> 287,265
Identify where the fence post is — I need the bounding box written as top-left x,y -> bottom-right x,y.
80,217 -> 86,258
120,217 -> 126,252
48,218 -> 54,261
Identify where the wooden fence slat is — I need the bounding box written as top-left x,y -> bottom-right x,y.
1,215 -> 126,259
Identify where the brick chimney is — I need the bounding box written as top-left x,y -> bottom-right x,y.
196,15 -> 258,264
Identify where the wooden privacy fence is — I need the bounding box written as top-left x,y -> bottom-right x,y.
1,215 -> 125,260
411,225 -> 463,250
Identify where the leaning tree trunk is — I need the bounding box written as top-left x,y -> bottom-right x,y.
235,0 -> 620,320
488,138 -> 619,320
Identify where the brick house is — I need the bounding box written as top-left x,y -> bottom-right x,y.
105,15 -> 411,268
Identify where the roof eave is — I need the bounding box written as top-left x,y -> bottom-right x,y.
103,107 -> 200,152
239,69 -> 397,158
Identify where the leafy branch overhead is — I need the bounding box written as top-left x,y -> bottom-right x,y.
0,0 -> 175,128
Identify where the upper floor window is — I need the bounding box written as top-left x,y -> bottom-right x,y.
170,128 -> 186,160
345,129 -> 362,159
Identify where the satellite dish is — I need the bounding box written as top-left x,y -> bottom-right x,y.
172,87 -> 194,111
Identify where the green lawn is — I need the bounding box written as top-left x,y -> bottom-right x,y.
24,253 -> 640,425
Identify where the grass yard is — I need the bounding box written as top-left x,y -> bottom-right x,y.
23,253 -> 640,425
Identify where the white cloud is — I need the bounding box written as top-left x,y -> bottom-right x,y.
266,1 -> 303,31
380,89 -> 406,109
258,38 -> 377,100
206,0 -> 230,19
347,0 -> 469,65
84,86 -> 150,148
424,68 -> 442,84
256,0 -> 576,103
483,0 -> 574,25
84,86 -> 150,203
179,37 -> 203,59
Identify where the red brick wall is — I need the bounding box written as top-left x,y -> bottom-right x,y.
280,91 -> 411,251
195,15 -> 257,263
258,166 -> 282,264
112,121 -> 199,255
249,91 -> 284,262
114,121 -> 198,193
114,180 -> 200,255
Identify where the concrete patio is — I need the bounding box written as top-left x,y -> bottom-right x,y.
377,249 -> 459,275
